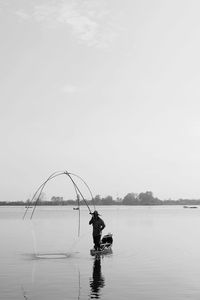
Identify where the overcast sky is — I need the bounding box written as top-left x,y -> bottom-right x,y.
1,0 -> 200,201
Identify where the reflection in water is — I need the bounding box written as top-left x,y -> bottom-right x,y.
89,256 -> 105,299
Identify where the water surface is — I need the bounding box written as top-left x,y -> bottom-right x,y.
1,205 -> 200,299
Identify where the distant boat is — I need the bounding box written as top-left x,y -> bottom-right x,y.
73,207 -> 79,210
183,206 -> 198,209
25,206 -> 33,208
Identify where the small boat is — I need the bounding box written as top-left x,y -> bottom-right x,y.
183,206 -> 198,209
73,207 -> 79,210
90,233 -> 113,256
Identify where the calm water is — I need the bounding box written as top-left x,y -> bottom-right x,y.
1,205 -> 200,299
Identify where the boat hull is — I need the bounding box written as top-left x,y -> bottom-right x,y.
90,246 -> 112,256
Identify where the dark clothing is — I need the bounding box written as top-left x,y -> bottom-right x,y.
89,216 -> 105,250
93,235 -> 101,250
89,216 -> 105,236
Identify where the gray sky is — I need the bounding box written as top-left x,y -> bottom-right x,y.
1,0 -> 200,202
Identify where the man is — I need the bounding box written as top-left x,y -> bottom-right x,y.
89,211 -> 105,251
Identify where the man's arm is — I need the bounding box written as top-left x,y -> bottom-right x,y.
100,220 -> 105,231
89,217 -> 93,225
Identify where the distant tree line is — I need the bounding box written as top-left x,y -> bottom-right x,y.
1,191 -> 200,206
